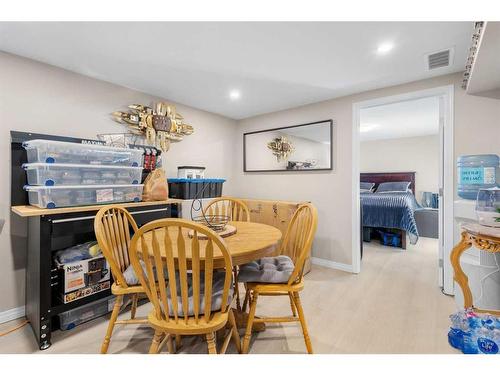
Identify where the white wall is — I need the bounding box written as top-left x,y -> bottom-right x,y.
360,135 -> 440,201
0,52 -> 237,313
234,72 -> 500,267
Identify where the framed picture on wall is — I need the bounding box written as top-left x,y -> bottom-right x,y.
243,119 -> 333,172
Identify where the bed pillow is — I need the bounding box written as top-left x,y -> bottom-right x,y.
375,181 -> 411,193
360,182 -> 375,192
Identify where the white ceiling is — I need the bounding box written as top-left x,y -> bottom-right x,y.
0,22 -> 472,119
360,96 -> 440,142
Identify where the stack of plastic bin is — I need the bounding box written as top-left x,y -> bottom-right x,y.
22,140 -> 145,209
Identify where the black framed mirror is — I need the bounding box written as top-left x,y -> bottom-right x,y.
243,119 -> 333,172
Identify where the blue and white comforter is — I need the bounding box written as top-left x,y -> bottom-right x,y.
361,192 -> 421,245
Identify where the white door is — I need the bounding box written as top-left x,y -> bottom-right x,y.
438,95 -> 445,288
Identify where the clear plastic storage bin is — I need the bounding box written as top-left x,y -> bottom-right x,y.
23,139 -> 144,166
59,296 -> 114,330
23,163 -> 143,186
25,184 -> 144,208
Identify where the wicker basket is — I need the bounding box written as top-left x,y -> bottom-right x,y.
192,215 -> 230,232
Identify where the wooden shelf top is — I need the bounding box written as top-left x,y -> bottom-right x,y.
11,199 -> 183,217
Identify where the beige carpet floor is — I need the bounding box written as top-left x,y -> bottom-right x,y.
0,237 -> 458,354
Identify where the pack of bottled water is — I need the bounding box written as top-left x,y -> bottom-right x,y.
448,309 -> 500,354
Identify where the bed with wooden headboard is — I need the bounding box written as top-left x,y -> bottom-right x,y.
360,171 -> 416,195
360,171 -> 417,249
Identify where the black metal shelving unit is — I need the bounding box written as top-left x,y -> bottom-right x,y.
11,131 -> 180,350
25,203 -> 176,350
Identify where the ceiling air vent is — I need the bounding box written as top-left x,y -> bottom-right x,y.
425,48 -> 454,70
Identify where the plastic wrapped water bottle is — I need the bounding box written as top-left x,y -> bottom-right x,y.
462,331 -> 480,354
474,316 -> 500,354
448,310 -> 469,350
448,309 -> 500,354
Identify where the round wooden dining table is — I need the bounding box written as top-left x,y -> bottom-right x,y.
137,220 -> 282,332
138,221 -> 283,268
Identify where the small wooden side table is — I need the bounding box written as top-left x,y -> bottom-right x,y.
450,223 -> 500,316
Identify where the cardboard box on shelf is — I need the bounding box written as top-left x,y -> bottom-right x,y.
56,255 -> 111,303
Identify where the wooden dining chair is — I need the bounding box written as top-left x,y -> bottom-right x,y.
204,197 -> 250,310
239,203 -> 318,354
94,205 -> 147,354
129,218 -> 241,354
203,197 -> 250,222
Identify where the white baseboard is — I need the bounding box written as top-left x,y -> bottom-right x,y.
311,257 -> 353,273
0,305 -> 26,324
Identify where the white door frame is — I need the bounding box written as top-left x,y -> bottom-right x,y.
351,85 -> 455,295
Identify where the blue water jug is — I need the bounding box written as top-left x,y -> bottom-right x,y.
457,154 -> 499,200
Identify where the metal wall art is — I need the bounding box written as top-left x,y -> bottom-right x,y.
112,102 -> 194,152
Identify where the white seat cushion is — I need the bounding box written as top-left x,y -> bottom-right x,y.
238,255 -> 295,284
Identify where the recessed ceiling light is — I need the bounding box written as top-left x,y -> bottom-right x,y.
377,42 -> 394,55
229,90 -> 241,100
360,123 -> 380,133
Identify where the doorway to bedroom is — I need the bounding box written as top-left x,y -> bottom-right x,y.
352,86 -> 454,295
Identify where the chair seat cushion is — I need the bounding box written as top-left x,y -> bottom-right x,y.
122,261 -> 148,286
123,264 -> 233,317
238,255 -> 294,284
123,261 -> 168,286
167,271 -> 233,317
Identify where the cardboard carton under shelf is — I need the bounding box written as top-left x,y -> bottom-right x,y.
55,255 -> 111,303
238,198 -> 311,274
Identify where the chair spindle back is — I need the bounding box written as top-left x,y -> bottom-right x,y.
94,205 -> 139,288
204,197 -> 250,222
129,219 -> 233,324
282,203 -> 318,285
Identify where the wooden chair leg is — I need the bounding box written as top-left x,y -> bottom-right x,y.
242,288 -> 250,312
175,335 -> 182,351
100,294 -> 123,354
149,330 -> 163,354
233,266 -> 241,311
130,294 -> 138,320
242,291 -> 259,354
206,332 -> 217,354
288,292 -> 297,317
228,308 -> 242,353
167,335 -> 175,354
293,292 -> 313,354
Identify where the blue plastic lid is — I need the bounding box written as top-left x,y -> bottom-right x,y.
168,178 -> 226,183
457,154 -> 499,165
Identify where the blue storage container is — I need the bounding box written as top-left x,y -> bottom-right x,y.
457,154 -> 499,200
167,178 -> 225,199
378,230 -> 401,247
